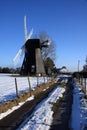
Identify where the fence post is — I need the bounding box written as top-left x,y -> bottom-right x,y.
84,78 -> 86,94
28,76 -> 31,96
44,76 -> 45,84
47,76 -> 49,82
15,78 -> 19,97
80,76 -> 81,84
85,78 -> 86,95
81,76 -> 82,85
37,76 -> 39,86
82,75 -> 83,86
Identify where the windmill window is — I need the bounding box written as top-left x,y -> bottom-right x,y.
31,65 -> 35,72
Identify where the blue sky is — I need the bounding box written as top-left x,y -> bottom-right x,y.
0,0 -> 87,71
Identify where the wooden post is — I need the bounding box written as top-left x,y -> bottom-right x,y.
82,75 -> 83,86
79,75 -> 80,83
47,76 -> 49,82
84,78 -> 86,94
15,78 -> 19,97
28,76 -> 32,96
81,76 -> 82,85
37,76 -> 39,86
44,76 -> 45,84
85,77 -> 87,95
79,76 -> 82,84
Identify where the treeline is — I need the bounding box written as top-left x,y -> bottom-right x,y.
0,58 -> 57,75
0,67 -> 20,74
0,66 -> 57,76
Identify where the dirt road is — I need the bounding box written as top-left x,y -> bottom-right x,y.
0,81 -> 58,130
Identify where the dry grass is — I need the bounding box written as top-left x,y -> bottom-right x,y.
51,97 -> 63,114
0,79 -> 56,113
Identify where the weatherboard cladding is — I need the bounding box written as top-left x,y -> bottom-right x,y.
21,39 -> 46,75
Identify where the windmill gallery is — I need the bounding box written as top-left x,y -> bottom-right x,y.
13,16 -> 50,76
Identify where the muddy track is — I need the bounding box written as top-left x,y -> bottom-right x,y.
0,81 -> 59,130
50,77 -> 74,130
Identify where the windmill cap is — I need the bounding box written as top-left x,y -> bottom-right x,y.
25,39 -> 41,49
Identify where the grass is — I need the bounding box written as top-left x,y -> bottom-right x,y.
51,97 -> 63,114
0,79 -> 57,113
61,81 -> 66,88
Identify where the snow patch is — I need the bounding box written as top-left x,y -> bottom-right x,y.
17,86 -> 65,130
70,80 -> 87,130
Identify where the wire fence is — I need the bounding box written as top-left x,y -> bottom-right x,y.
0,75 -> 52,104
78,77 -> 87,95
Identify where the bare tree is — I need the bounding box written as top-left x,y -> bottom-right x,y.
38,31 -> 56,62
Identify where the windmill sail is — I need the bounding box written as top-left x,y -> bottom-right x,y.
24,16 -> 27,41
27,28 -> 33,40
13,16 -> 33,66
24,16 -> 33,41
13,46 -> 25,65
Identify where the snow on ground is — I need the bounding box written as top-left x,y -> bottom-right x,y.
17,86 -> 65,130
0,95 -> 34,120
70,79 -> 87,130
0,74 -> 48,103
1,74 -> 87,130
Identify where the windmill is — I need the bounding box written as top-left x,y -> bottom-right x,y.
13,16 -> 50,76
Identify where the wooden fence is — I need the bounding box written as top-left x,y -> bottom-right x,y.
0,76 -> 52,103
14,76 -> 50,97
78,77 -> 87,95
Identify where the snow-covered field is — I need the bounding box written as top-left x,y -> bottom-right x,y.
1,74 -> 87,130
0,74 -> 48,103
0,73 -> 66,130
